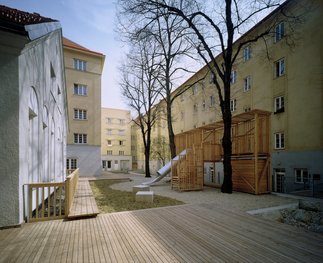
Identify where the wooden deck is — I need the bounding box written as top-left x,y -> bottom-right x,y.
67,178 -> 99,219
0,203 -> 322,262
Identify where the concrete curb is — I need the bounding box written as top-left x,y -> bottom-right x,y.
246,201 -> 299,215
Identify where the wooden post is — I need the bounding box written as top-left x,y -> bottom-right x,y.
254,112 -> 259,194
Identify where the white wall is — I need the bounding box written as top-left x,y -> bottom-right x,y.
67,145 -> 101,176
0,28 -> 67,227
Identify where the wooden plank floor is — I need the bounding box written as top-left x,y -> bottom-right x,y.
0,203 -> 322,262
68,178 -> 99,219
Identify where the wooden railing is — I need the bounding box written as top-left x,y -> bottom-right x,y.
27,168 -> 79,222
65,169 -> 79,215
28,182 -> 66,222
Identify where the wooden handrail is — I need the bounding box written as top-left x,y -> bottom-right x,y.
65,168 -> 79,216
27,168 -> 80,222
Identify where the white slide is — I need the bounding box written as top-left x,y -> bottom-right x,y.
143,149 -> 187,185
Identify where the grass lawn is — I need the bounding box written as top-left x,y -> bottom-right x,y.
90,179 -> 184,213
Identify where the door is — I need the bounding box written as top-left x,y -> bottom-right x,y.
114,160 -> 119,170
204,162 -> 215,186
273,169 -> 285,193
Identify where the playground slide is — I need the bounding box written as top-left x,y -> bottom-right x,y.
143,149 -> 187,185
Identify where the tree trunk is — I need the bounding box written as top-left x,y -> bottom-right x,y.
144,147 -> 151,177
221,84 -> 233,193
167,104 -> 176,158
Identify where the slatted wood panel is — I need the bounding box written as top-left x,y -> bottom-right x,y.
232,159 -> 267,193
0,204 -> 322,262
67,179 -> 99,219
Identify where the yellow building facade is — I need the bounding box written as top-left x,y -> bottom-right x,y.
133,0 -> 323,194
101,108 -> 132,171
64,38 -> 105,176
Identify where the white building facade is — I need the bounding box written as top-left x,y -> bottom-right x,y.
0,6 -> 67,227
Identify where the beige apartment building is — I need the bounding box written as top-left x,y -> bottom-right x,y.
63,38 -> 105,176
133,0 -> 323,195
101,108 -> 132,171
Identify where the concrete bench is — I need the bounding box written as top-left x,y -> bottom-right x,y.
133,185 -> 150,194
136,191 -> 154,203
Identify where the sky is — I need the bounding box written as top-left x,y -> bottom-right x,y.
1,0 -> 128,110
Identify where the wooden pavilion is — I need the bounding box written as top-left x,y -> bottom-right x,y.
171,109 -> 271,194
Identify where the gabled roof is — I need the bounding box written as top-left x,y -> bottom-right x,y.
63,37 -> 104,56
0,5 -> 58,35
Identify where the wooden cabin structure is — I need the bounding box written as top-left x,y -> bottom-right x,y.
172,110 -> 271,194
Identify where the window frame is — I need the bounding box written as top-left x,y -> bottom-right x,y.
230,99 -> 236,112
74,109 -> 87,120
274,132 -> 285,149
243,46 -> 251,61
243,76 -> 251,92
274,96 -> 285,113
275,22 -> 285,42
230,70 -> 237,84
74,133 -> 87,144
275,58 -> 285,78
73,84 -> 88,96
73,58 -> 87,71
66,158 -> 77,170
107,150 -> 112,155
294,168 -> 309,184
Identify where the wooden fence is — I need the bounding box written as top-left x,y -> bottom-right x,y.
27,168 -> 79,222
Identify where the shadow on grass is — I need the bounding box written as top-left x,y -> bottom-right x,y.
90,180 -> 184,213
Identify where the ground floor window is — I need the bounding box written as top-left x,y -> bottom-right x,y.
295,168 -> 309,183
67,158 -> 77,170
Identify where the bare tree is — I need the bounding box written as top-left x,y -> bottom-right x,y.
150,135 -> 170,167
118,1 -> 198,159
117,0 -> 297,193
119,37 -> 162,177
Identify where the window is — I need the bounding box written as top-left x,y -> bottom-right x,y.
74,133 -> 87,144
74,109 -> 87,120
275,22 -> 285,42
107,140 -> 112,146
107,129 -> 112,135
275,58 -> 285,77
230,99 -> 236,112
193,103 -> 198,113
181,112 -> 184,120
243,46 -> 251,61
210,95 -> 215,107
74,84 -> 87,96
118,130 -> 125,136
73,58 -> 87,71
119,151 -> 124,156
295,168 -> 309,183
119,119 -> 125,125
243,76 -> 251,92
230,70 -> 237,84
119,140 -> 124,146
274,132 -> 285,149
192,85 -> 198,95
106,118 -> 112,124
274,96 -> 285,113
66,158 -> 77,170
244,107 -> 251,112
107,150 -> 112,155
202,100 -> 206,111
